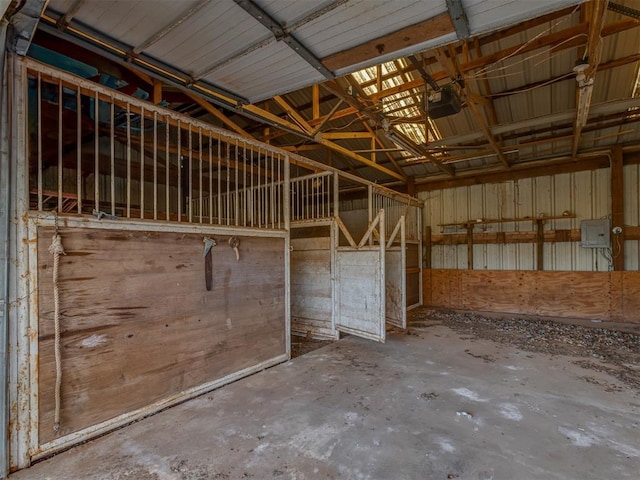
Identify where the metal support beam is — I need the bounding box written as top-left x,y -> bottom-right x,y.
6,0 -> 47,54
0,18 -> 11,479
233,0 -> 334,79
446,0 -> 471,40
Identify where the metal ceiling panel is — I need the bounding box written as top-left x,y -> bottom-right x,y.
294,0 -> 445,57
202,40 -> 326,103
463,0 -> 583,36
144,2 -> 272,77
48,0 -> 201,49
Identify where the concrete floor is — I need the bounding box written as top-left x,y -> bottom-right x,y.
12,322 -> 640,480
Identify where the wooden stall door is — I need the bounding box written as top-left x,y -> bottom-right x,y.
335,210 -> 386,342
290,230 -> 337,340
386,216 -> 407,329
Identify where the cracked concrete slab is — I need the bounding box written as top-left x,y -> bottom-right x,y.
11,322 -> 640,480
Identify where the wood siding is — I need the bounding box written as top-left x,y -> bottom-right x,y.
37,227 -> 286,444
423,269 -> 640,323
290,236 -> 335,340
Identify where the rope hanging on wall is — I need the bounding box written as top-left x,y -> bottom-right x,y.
48,220 -> 66,433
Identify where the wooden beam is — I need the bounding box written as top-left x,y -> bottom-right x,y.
357,113 -> 405,174
320,131 -> 373,140
273,95 -> 314,134
316,137 -> 406,181
185,92 -> 252,139
433,46 -> 509,168
417,154 -> 611,191
466,223 -> 474,270
611,145 -> 624,271
152,80 -> 162,105
312,84 -> 320,120
536,219 -> 545,271
572,0 -> 609,157
371,19 -> 640,103
321,12 -> 454,71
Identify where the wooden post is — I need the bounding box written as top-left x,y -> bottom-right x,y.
611,145 -> 624,271
424,225 -> 432,269
152,80 -> 162,105
466,223 -> 473,270
406,176 -> 415,197
536,219 -> 545,271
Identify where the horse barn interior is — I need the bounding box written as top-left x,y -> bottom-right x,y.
1,0 -> 640,478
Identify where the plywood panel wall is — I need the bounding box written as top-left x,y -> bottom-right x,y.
37,227 -> 286,444
424,269 -> 640,323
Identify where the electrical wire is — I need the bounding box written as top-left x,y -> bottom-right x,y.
485,72 -> 575,98
470,3 -> 581,79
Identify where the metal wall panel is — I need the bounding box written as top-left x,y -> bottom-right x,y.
421,167 -> 617,272
624,164 -> 640,271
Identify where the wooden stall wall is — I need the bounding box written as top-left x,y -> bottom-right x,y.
423,269 -> 640,323
37,227 -> 286,445
290,236 -> 336,340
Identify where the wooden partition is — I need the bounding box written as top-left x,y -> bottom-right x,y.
290,235 -> 336,340
423,269 -> 640,323
37,226 -> 287,452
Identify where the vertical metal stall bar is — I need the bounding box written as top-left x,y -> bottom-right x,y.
283,155 -> 291,357
249,147 -> 254,226
234,139 -> 239,226
209,133 -> 213,225
110,101 -> 115,216
368,185 -> 373,245
198,128 -> 203,224
153,111 -> 158,220
226,142 -> 230,225
165,116 -> 170,221
242,142 -> 247,227
140,106 -> 145,219
57,82 -> 62,213
257,148 -> 261,227
277,154 -> 282,228
94,91 -> 99,212
36,73 -> 42,210
177,120 -> 181,222
270,151 -> 275,229
217,134 -> 221,224
188,124 -> 192,223
321,174 -> 325,218
333,172 -> 339,219
126,103 -> 131,218
76,88 -> 82,214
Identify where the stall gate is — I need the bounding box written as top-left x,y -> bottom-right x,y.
385,216 -> 407,329
335,210 -> 386,342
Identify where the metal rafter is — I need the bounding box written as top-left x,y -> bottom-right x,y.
233,0 -> 334,79
446,0 -> 471,40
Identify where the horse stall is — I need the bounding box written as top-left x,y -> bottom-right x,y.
4,56 -> 422,471
289,174 -> 423,342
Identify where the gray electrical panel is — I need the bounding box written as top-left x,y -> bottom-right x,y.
580,219 -> 611,248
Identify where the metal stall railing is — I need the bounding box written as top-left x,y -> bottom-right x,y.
26,60 -> 286,231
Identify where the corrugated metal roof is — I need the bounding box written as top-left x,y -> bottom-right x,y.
43,0 -> 585,103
